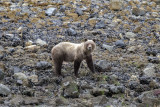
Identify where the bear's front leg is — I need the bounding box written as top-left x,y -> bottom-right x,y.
86,55 -> 95,73
74,60 -> 82,77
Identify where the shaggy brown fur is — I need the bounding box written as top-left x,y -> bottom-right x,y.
51,39 -> 96,77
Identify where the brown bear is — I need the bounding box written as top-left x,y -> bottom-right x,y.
51,39 -> 96,77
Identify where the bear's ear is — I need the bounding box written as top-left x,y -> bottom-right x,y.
84,38 -> 88,42
93,39 -> 96,42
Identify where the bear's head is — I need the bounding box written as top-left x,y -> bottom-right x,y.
83,39 -> 96,54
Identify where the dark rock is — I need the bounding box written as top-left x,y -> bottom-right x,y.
139,76 -> 151,84
59,5 -> 66,12
115,40 -> 126,49
91,88 -> 109,97
94,60 -> 112,72
148,56 -> 159,64
0,69 -> 4,80
66,28 -> 77,36
75,8 -> 83,16
11,37 -> 21,47
8,48 -> 15,53
22,89 -> 35,97
36,61 -> 52,70
128,81 -> 140,90
0,84 -> 10,96
95,20 -> 106,29
146,48 -> 158,56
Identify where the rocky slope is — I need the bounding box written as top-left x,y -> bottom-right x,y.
0,0 -> 160,106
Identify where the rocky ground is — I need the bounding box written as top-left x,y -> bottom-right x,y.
0,0 -> 160,106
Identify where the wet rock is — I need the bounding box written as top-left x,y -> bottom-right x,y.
66,28 -> 77,36
110,0 -> 123,10
75,8 -> 83,16
94,60 -> 112,72
63,82 -> 79,98
36,61 -> 52,70
45,7 -> 57,16
139,76 -> 151,84
143,63 -> 156,77
109,85 -> 125,94
90,95 -> 108,106
91,88 -> 109,97
95,20 -> 106,29
102,44 -> 114,52
137,89 -> 160,106
55,97 -> 69,106
23,97 -> 39,105
132,7 -> 146,16
35,38 -> 47,46
0,84 -> 10,96
0,69 -> 4,81
28,75 -> 38,83
115,40 -> 126,49
148,56 -> 159,64
125,32 -> 136,39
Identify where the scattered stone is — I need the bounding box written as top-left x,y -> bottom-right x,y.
0,84 -> 10,96
35,38 -> 47,46
102,44 -> 114,52
75,8 -> 83,16
143,63 -> 156,77
23,97 -> 39,105
28,75 -> 38,83
45,7 -> 57,16
139,76 -> 151,84
12,66 -> 21,73
110,0 -> 123,10
66,28 -> 77,36
63,82 -> 79,98
24,45 -> 40,52
14,72 -> 28,86
109,85 -> 125,94
128,46 -> 136,53
55,97 -> 69,106
95,20 -> 106,29
146,48 -> 158,56
36,61 -> 52,70
132,7 -> 146,16
90,95 -> 108,106
10,95 -> 23,106
137,89 -> 160,106
125,32 -> 136,39
94,60 -> 112,72
148,56 -> 159,64
0,69 -> 4,81
25,40 -> 33,46
59,5 -> 66,12
91,88 -> 109,97
115,40 -> 126,49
